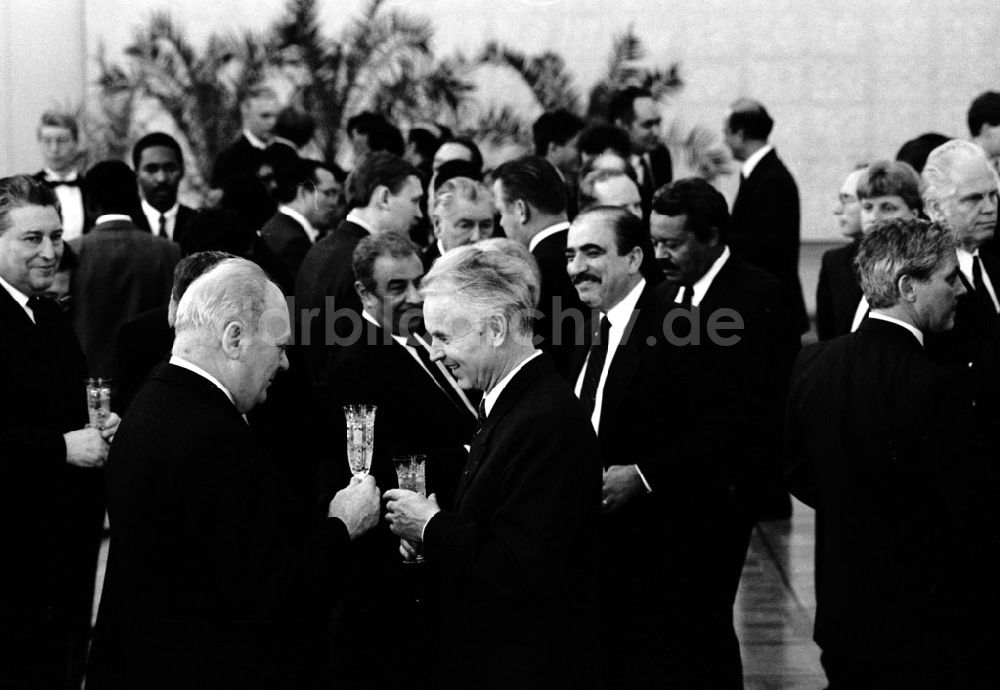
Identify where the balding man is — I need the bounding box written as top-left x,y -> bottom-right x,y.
921,139 -> 1000,367
92,258 -> 380,689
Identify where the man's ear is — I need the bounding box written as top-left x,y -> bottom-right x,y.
897,274 -> 917,303
706,226 -> 721,248
485,313 -> 508,345
627,245 -> 644,273
372,185 -> 391,210
355,280 -> 375,307
515,199 -> 530,225
924,198 -> 945,223
431,213 -> 444,240
221,321 -> 244,359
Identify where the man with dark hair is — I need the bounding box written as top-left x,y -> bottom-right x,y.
786,216 -> 996,687
0,174 -> 119,689
296,152 -> 424,382
725,97 -> 809,336
565,205 -> 728,688
432,137 -> 484,175
896,132 -> 951,174
71,161 -> 180,378
347,111 -> 405,158
534,109 -> 585,218
33,110 -> 90,240
968,91 -> 1000,168
492,155 -> 584,375
131,132 -> 197,244
211,85 -> 279,188
259,158 -> 340,283
406,124 -> 444,179
609,87 -> 673,211
650,180 -> 798,668
578,124 -> 632,169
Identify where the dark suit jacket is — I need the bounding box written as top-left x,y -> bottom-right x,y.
635,144 -> 673,217
531,226 -> 588,378
133,204 -> 197,247
70,220 -> 180,376
785,319 -> 998,671
816,240 -> 863,341
32,169 -> 92,234
926,248 -> 1000,368
423,354 -> 601,690
211,134 -> 265,188
115,305 -> 172,412
421,240 -> 442,273
260,211 -> 313,284
91,364 -> 352,690
730,148 -> 809,333
295,219 -> 370,384
0,289 -> 93,687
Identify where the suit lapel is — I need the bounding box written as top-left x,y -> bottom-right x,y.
597,287 -> 654,434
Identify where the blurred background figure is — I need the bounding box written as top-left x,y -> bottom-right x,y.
33,110 -> 89,240
211,85 -> 279,189
132,132 -> 196,245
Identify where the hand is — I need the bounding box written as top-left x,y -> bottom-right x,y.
399,539 -> 420,562
64,428 -> 109,468
601,465 -> 645,514
100,412 -> 121,443
384,490 -> 440,543
328,475 -> 381,540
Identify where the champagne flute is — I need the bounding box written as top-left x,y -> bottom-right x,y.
344,404 -> 376,478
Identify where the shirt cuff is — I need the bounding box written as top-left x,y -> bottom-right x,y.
420,509 -> 441,543
634,464 -> 652,493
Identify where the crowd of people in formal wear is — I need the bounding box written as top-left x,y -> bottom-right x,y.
3,81 -> 1000,689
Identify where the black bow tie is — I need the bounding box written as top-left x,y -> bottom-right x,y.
46,177 -> 81,188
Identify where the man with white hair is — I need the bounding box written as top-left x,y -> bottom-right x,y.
93,258 -> 380,689
422,176 -> 495,270
922,139 -> 1000,366
385,246 -> 601,689
579,168 -> 643,219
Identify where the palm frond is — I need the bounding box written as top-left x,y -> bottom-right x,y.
477,42 -> 580,113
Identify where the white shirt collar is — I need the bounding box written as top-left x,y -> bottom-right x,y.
345,209 -> 376,235
867,312 -> 924,347
142,198 -> 178,220
483,350 -> 543,417
43,168 -> 79,182
957,246 -> 980,283
278,205 -> 318,244
169,355 -> 239,407
741,143 -> 774,178
95,214 -> 133,225
361,309 -> 406,346
606,276 -> 646,329
675,246 -> 730,307
0,274 -> 34,322
243,129 -> 268,150
528,221 -> 570,253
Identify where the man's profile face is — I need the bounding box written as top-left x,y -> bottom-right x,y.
363,253 -> 424,337
433,142 -> 474,172
911,251 -> 965,334
137,145 -> 183,211
243,96 -> 278,141
834,170 -> 864,238
593,175 -> 642,218
565,214 -> 640,311
492,180 -> 524,243
236,284 -> 289,412
0,204 -> 64,296
934,156 -> 999,251
549,133 -> 581,174
649,212 -> 714,286
623,97 -> 661,155
425,293 -> 493,391
38,125 -> 78,173
382,175 -> 424,233
435,197 -> 495,252
859,195 -> 914,233
304,167 -> 341,229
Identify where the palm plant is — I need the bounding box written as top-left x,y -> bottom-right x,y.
477,41 -> 581,115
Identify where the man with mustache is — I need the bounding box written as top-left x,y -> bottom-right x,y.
565,205 -> 732,688
132,132 -> 197,246
921,139 -> 1000,368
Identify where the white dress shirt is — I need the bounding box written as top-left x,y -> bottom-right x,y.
141,199 -> 180,240
44,168 -> 85,241
528,221 -> 570,253
345,209 -> 376,235
278,205 -> 319,244
868,312 -> 924,347
673,246 -> 731,307
957,247 -> 1000,313
740,143 -> 774,179
850,295 -> 870,333
243,129 -> 268,150
0,274 -> 36,323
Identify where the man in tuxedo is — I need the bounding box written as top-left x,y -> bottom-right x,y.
650,178 -> 798,595
565,205 -> 733,689
211,85 -> 279,188
260,158 -> 340,284
922,139 -> 1000,367
295,152 -> 423,383
385,246 -> 601,689
609,87 -> 672,214
131,132 -> 197,245
33,110 -> 89,240
321,232 -> 475,688
70,161 -> 180,378
423,176 -> 495,270
491,155 -> 585,376
816,167 -> 866,340
90,258 -> 381,689
786,217 -> 998,687
533,109 -> 585,218
0,175 -> 119,689
725,98 -> 809,333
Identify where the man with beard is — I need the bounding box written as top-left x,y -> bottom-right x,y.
132,132 -> 197,245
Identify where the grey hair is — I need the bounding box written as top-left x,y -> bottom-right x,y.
921,139 -> 997,209
856,217 -> 957,309
422,244 -> 536,340
475,237 -> 541,308
173,258 -> 276,346
579,168 -> 632,208
432,176 -> 493,219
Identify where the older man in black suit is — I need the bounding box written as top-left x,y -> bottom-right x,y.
385,246 -> 601,690
91,258 -> 381,689
786,217 -> 999,687
816,167 -> 866,340
725,98 -> 809,334
0,175 -> 119,688
565,206 -> 732,689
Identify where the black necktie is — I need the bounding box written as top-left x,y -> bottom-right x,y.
474,397 -> 487,437
26,296 -> 44,325
408,336 -> 475,419
158,214 -> 167,238
579,315 -> 612,417
46,177 -> 80,188
972,255 -> 998,314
